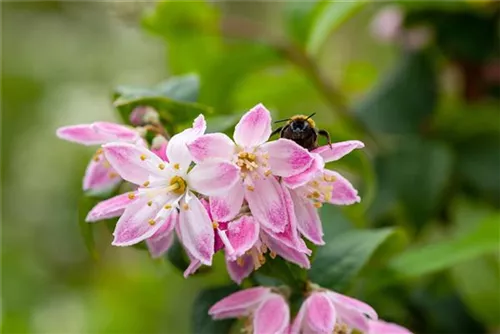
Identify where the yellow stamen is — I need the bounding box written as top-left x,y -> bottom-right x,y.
212,221 -> 219,229
96,148 -> 103,154
183,203 -> 189,210
169,176 -> 186,194
128,193 -> 135,200
158,163 -> 165,170
148,219 -> 155,225
270,251 -> 277,259
314,202 -> 322,208
147,201 -> 152,206
108,172 -> 118,179
264,170 -> 272,177
247,185 -> 254,191
164,204 -> 172,210
143,181 -> 150,187
93,156 -> 100,162
312,191 -> 320,198
237,257 -> 245,267
140,154 -> 147,161
173,163 -> 180,170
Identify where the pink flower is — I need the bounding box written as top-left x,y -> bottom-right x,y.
283,141 -> 364,245
187,104 -> 314,235
367,319 -> 413,334
291,290 -> 378,334
87,115 -> 240,265
56,122 -> 141,192
209,287 -> 290,334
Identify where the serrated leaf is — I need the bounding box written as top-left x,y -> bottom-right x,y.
388,213 -> 500,279
192,285 -> 239,334
309,227 -> 396,291
306,0 -> 365,55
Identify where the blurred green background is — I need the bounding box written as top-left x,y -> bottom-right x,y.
2,1 -> 499,333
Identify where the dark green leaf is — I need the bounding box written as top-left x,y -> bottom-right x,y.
78,196 -> 100,260
192,284 -> 239,334
388,213 -> 500,279
310,227 -> 396,291
306,0 -> 366,55
355,51 -> 437,135
284,1 -> 322,46
166,236 -> 190,272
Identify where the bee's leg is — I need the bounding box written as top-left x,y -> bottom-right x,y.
318,129 -> 332,149
270,127 -> 283,137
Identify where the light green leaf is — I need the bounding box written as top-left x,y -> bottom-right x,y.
192,285 -> 239,334
306,1 -> 366,55
309,227 -> 396,291
388,213 -> 500,279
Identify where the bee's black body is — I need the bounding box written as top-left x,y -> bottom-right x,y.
271,114 -> 331,151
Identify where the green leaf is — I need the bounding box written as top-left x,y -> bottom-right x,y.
257,255 -> 308,292
192,285 -> 239,334
306,0 -> 366,55
355,51 -> 437,135
284,1 -> 322,46
388,213 -> 500,279
78,196 -> 100,260
309,227 -> 396,291
113,75 -> 213,129
165,236 -> 189,272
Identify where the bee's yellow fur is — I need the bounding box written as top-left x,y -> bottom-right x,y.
289,115 -> 316,128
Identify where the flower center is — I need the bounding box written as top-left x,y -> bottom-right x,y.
306,174 -> 336,207
168,176 -> 186,194
235,151 -> 259,173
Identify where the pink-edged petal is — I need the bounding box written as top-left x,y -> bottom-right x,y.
178,194 -> 214,265
262,231 -> 311,269
224,216 -> 259,260
103,142 -> 167,185
209,287 -> 271,319
312,140 -> 364,163
290,295 -> 308,334
210,182 -> 245,222
183,259 -> 203,278
112,194 -> 172,246
325,170 -> 361,205
261,139 -> 314,177
188,159 -> 240,196
151,137 -> 169,162
83,157 -> 122,192
328,291 -> 378,320
86,192 -> 136,222
282,153 -> 324,189
305,292 -> 336,333
146,210 -> 179,258
56,124 -> 110,145
368,320 -> 413,334
253,294 -> 290,334
226,255 -> 254,285
289,188 -> 324,245
92,122 -> 138,142
233,103 -> 272,148
187,133 -> 235,163
167,114 -> 206,170
245,176 -> 288,233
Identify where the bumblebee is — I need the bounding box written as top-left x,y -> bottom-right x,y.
271,113 -> 331,151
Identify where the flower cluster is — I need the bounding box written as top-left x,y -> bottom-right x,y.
58,103 -> 411,333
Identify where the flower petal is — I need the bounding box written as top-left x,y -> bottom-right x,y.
83,157 -> 122,192
289,188 -> 324,245
178,194 -> 214,265
56,124 -> 110,145
86,192 -> 136,222
112,194 -> 172,246
261,139 -> 314,177
306,292 -> 336,333
328,291 -> 378,321
210,182 -> 245,222
91,122 -> 138,142
187,133 -> 235,163
209,287 -> 271,320
368,320 -> 413,334
253,294 -> 290,334
312,140 -> 364,163
183,259 -> 202,278
146,210 -> 179,258
226,255 -> 254,285
224,216 -> 259,260
282,153 -> 324,189
290,295 -> 307,334
233,103 -> 272,148
103,142 -> 167,185
188,159 -> 240,196
151,137 -> 169,162
325,170 -> 361,205
245,176 -> 288,233
167,114 -> 206,170
262,231 -> 311,269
